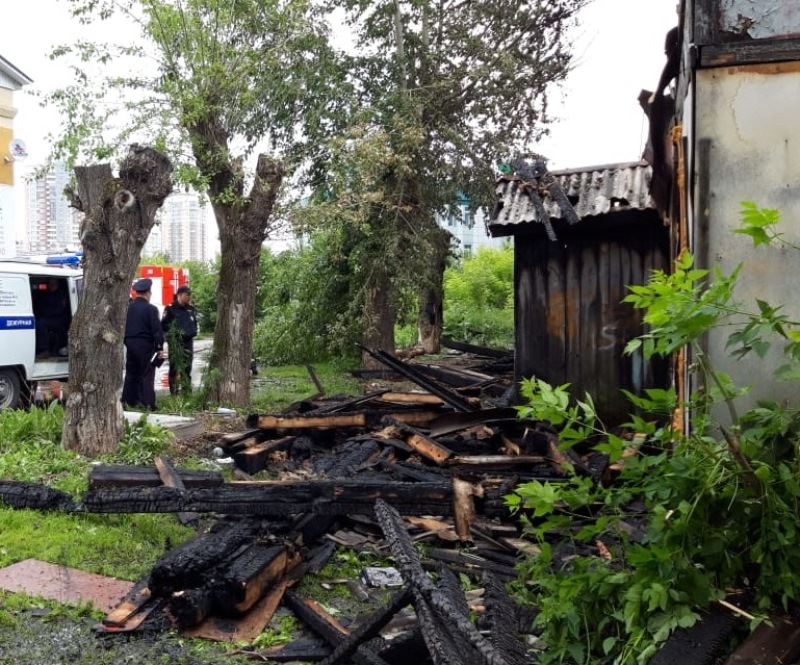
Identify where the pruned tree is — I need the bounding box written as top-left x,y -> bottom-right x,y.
48,0 -> 340,406
63,145 -> 173,455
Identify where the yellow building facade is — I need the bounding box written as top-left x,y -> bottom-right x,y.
0,54 -> 32,256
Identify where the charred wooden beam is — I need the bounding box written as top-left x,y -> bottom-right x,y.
319,588 -> 412,665
0,480 -> 77,511
149,521 -> 260,596
249,412 -> 374,430
427,408 -> 519,437
423,548 -> 517,580
377,392 -> 444,406
232,436 -> 297,475
650,602 -> 738,665
216,544 -> 301,615
154,456 -> 197,525
89,465 -> 224,490
79,480 -> 454,517
358,345 -> 477,412
382,418 -> 454,465
441,339 -> 513,360
170,587 -> 215,630
452,477 -> 476,541
284,590 -> 391,665
316,440 -> 382,478
482,572 -> 529,664
375,499 -> 514,665
309,389 -> 390,414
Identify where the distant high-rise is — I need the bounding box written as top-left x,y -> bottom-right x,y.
24,161 -> 82,253
145,192 -> 209,263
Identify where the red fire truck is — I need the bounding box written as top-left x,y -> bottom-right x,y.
133,265 -> 190,314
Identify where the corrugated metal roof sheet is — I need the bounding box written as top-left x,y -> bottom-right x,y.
490,160 -> 655,236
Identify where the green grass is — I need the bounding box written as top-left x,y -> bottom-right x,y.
0,363 -> 373,659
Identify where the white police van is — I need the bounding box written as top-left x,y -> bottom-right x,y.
0,258 -> 83,409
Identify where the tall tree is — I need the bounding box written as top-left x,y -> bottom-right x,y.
306,0 -> 587,362
63,145 -> 173,455
49,0 -> 339,406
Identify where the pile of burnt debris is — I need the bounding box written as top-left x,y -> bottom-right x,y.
1,342 -> 799,664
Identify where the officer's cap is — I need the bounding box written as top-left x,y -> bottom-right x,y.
132,278 -> 153,293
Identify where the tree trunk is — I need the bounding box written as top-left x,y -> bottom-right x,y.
62,145 -> 173,456
208,155 -> 284,407
361,264 -> 396,370
417,226 -> 451,354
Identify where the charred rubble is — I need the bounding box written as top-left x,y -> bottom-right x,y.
1,344 -> 797,664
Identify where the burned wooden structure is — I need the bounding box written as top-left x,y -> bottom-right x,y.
490,161 -> 671,425
2,347 -> 799,662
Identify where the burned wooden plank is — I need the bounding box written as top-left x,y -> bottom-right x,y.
720,614 -> 800,665
232,436 -> 297,475
249,412 -> 373,430
382,418 -> 454,465
375,499 -> 515,665
376,392 -> 444,406
102,582 -> 152,628
423,548 -> 517,580
154,456 -> 197,525
256,638 -> 331,662
441,339 -> 513,360
183,579 -> 290,642
218,428 -> 265,445
649,602 -> 738,665
284,589 -> 391,665
447,455 -> 548,469
0,480 -> 77,511
79,480 -> 455,517
216,544 -> 301,616
89,465 -> 224,490
452,477 -> 477,541
315,440 -> 382,478
319,588 -> 411,665
427,408 -> 519,438
359,345 -> 478,412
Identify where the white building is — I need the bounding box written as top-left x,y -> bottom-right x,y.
145,192 -> 209,263
24,161 -> 82,253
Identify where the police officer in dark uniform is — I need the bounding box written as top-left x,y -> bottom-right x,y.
122,278 -> 164,410
161,284 -> 199,395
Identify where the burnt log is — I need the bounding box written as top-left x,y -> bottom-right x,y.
80,480 -> 454,517
481,572 -> 529,664
375,499 -> 515,665
88,464 -> 223,490
0,480 -> 77,511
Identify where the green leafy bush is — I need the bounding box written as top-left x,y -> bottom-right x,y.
443,243 -> 514,347
509,204 -> 800,663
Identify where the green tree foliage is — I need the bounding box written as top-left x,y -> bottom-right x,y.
48,0 -> 340,406
252,237 -> 362,365
443,244 -> 514,347
302,0 -> 588,360
508,205 -> 800,663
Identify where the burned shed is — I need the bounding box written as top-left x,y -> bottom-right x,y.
490,161 -> 670,424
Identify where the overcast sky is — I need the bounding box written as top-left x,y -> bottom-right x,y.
3,0 -> 678,196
